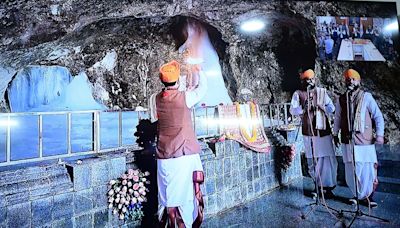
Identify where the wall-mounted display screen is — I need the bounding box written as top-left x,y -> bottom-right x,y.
316,16 -> 398,62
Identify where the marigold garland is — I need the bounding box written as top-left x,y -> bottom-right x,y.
236,101 -> 258,143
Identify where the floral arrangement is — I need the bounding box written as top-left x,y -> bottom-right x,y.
108,168 -> 150,220
269,129 -> 296,171
226,101 -> 259,143
236,101 -> 258,143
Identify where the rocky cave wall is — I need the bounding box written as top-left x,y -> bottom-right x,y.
0,0 -> 399,144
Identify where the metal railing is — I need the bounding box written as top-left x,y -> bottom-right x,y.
0,110 -> 146,167
259,103 -> 300,128
191,102 -> 299,139
0,102 -> 296,167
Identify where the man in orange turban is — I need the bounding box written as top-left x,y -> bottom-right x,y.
343,68 -> 361,80
291,69 -> 338,199
299,69 -> 315,80
333,69 -> 384,207
148,60 -> 208,227
159,60 -> 180,84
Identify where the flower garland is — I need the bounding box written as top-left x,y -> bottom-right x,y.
236,101 -> 258,143
108,169 -> 150,220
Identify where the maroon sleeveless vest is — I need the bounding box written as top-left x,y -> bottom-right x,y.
155,89 -> 201,159
297,89 -> 332,137
339,90 -> 373,145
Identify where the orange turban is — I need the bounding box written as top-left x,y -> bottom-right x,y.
343,69 -> 361,80
159,60 -> 180,83
300,69 -> 315,80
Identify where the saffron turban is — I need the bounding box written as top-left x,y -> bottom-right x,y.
300,69 -> 315,80
343,69 -> 361,80
159,60 -> 180,83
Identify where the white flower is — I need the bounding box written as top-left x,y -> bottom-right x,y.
108,189 -> 114,196
115,198 -> 120,203
109,180 -> 116,185
141,178 -> 147,182
122,207 -> 127,213
119,214 -> 125,220
115,187 -> 121,193
122,180 -> 127,185
134,191 -> 139,197
127,181 -> 132,187
129,189 -> 134,194
138,197 -> 144,202
118,203 -> 123,209
124,200 -> 129,206
128,169 -> 134,175
113,209 -> 118,215
122,186 -> 128,193
142,191 -> 146,196
138,182 -> 144,187
131,197 -> 138,204
144,171 -> 150,176
108,198 -> 114,203
120,197 -> 126,204
108,203 -> 113,209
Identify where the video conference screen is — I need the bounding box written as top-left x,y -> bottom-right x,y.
316,16 -> 398,62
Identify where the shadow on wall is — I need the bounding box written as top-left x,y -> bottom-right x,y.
134,119 -> 158,227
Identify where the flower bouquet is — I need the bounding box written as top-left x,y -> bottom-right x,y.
108,168 -> 150,220
269,129 -> 296,171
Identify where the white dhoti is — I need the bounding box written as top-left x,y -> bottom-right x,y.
303,135 -> 338,188
342,144 -> 377,199
157,153 -> 203,227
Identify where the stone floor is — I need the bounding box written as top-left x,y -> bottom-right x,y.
203,177 -> 400,227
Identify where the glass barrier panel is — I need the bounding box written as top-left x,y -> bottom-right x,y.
43,114 -> 67,156
100,112 -> 119,149
71,113 -> 92,152
11,115 -> 39,160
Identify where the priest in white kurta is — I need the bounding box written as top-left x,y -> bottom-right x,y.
290,69 -> 338,198
333,69 -> 384,207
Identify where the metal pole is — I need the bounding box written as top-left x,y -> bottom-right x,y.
6,114 -> 11,162
92,112 -> 99,152
284,103 -> 288,125
260,105 -> 265,128
276,104 -> 280,127
96,111 -> 100,152
67,113 -> 71,154
269,105 -> 273,128
215,106 -> 221,136
206,107 -> 209,137
119,111 -> 122,147
38,115 -> 43,158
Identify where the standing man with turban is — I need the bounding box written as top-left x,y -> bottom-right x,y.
148,60 -> 207,227
333,69 -> 384,207
290,69 -> 338,198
